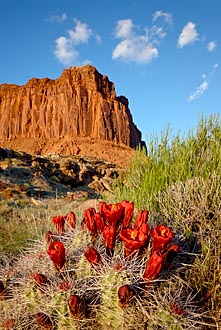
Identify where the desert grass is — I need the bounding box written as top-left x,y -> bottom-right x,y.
0,198 -> 99,254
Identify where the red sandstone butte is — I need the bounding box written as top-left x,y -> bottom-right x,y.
0,65 -> 145,165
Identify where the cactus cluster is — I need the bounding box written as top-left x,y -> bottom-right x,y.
0,201 -> 203,329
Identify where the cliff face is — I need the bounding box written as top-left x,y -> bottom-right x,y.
0,65 -> 142,149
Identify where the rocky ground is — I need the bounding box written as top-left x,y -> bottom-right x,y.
0,137 -> 136,168
0,145 -> 131,204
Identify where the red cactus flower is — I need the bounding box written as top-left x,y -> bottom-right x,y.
99,201 -> 124,227
1,319 -> 15,329
118,284 -> 132,307
94,213 -> 105,232
0,280 -> 7,301
52,215 -> 66,234
68,294 -> 83,317
143,250 -> 164,284
84,208 -> 97,233
59,281 -> 72,292
151,225 -> 174,251
133,210 -> 149,230
170,302 -> 185,315
47,241 -> 65,270
32,273 -> 48,291
120,227 -> 150,257
163,244 -> 180,266
45,230 -> 54,244
102,225 -> 117,251
121,200 -> 134,228
66,211 -> 76,230
139,223 -> 151,235
84,246 -> 101,266
35,312 -> 52,328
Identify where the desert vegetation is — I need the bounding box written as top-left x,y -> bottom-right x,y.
0,114 -> 220,329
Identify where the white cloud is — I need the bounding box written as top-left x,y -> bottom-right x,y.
148,25 -> 167,41
54,36 -> 78,65
207,40 -> 217,52
112,16 -> 171,64
47,13 -> 67,23
152,11 -> 173,25
188,63 -> 218,102
68,19 -> 92,45
53,18 -> 98,66
114,19 -> 134,39
112,37 -> 158,63
177,22 -> 199,48
188,81 -> 208,102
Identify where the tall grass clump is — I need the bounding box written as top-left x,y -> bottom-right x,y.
113,113 -> 221,211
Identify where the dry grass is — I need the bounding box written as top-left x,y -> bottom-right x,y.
157,175 -> 221,328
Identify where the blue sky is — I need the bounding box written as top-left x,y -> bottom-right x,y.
0,0 -> 220,141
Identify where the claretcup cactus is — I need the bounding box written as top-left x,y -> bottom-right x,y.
0,200 -> 203,329
47,241 -> 66,270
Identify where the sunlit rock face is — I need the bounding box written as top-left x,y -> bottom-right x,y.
0,65 -> 143,149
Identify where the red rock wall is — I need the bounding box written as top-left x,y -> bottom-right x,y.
0,65 -> 142,148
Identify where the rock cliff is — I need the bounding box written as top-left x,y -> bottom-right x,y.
0,65 -> 143,152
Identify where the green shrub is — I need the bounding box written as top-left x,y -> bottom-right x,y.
112,114 -> 221,211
